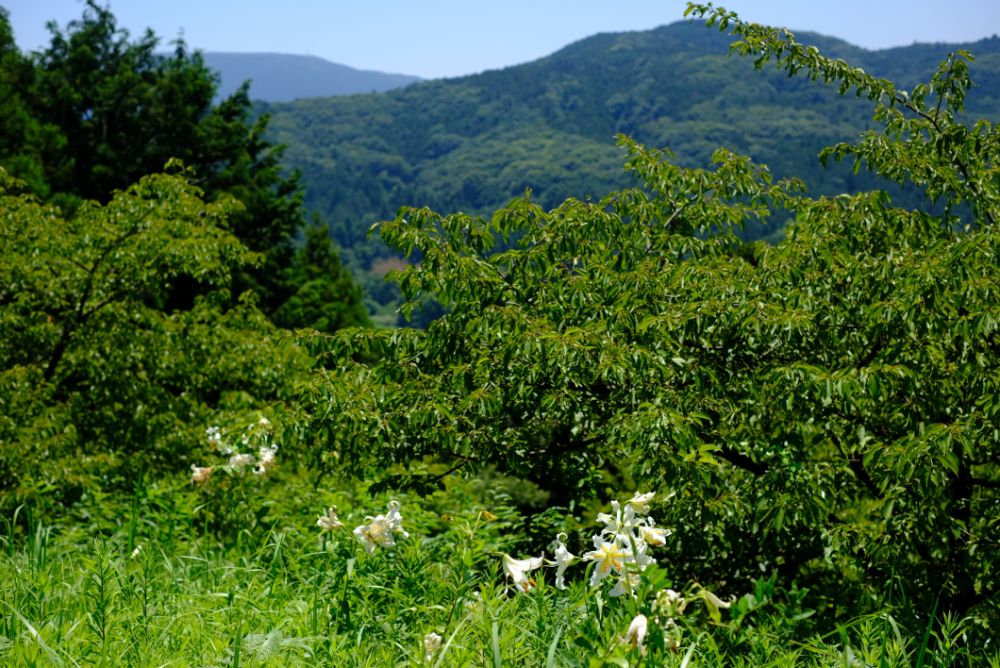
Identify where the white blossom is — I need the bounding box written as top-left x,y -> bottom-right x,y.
354,515 -> 396,554
353,500 -> 408,554
384,499 -> 409,538
696,585 -> 733,621
190,464 -> 214,484
639,519 -> 670,547
627,491 -> 655,514
586,491 -> 671,594
653,588 -> 688,620
423,632 -> 442,661
254,444 -> 278,476
596,500 -> 641,539
609,572 -> 641,598
502,553 -> 544,593
549,533 -> 575,590
317,507 -> 343,532
583,535 -> 630,587
621,613 -> 648,654
227,452 -> 256,473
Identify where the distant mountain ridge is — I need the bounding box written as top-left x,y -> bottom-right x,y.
202,52 -> 420,102
257,20 -> 1000,310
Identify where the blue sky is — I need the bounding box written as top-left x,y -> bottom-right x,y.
5,0 -> 1000,79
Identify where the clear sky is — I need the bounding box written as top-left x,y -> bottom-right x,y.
5,0 -> 1000,79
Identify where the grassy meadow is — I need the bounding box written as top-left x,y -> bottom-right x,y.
2,447 -> 994,666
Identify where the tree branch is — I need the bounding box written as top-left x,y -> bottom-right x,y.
717,446 -> 768,476
831,432 -> 883,499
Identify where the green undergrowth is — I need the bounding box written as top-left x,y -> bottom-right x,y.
1,471 -> 993,667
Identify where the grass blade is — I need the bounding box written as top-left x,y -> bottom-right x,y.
491,619 -> 502,668
914,595 -> 940,668
545,625 -> 565,668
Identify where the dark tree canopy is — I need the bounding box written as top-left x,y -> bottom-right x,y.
0,7 -> 62,197
0,1 -> 368,331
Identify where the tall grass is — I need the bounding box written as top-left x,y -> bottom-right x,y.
1,473 -> 993,666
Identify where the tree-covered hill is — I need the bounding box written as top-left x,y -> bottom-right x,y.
263,21 -> 1000,287
202,52 -> 420,102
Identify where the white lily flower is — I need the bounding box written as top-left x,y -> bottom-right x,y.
597,500 -> 641,542
609,572 -> 641,598
621,501 -> 639,527
253,444 -> 278,476
697,585 -> 733,622
621,613 -> 648,654
653,588 -> 688,619
502,553 -> 544,593
190,464 -> 214,484
596,500 -> 624,534
583,535 -> 630,586
423,632 -> 442,661
317,507 -> 344,532
639,519 -> 671,547
628,491 -> 655,514
227,452 -> 255,473
353,515 -> 396,554
630,539 -> 657,570
700,587 -> 731,610
549,532 -> 575,590
352,500 -> 408,553
595,500 -> 618,529
385,499 -> 410,538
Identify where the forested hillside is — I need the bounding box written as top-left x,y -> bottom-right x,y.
264,21 -> 1000,292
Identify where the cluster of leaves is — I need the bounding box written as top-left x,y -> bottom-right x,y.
298,3 -> 1000,638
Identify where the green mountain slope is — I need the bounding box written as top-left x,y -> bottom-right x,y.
262,21 -> 1000,293
203,52 -> 420,102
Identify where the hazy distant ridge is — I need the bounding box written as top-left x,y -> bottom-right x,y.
202,52 -> 421,101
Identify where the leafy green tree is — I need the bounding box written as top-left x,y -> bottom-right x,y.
0,8 -> 61,196
274,222 -> 371,331
6,0 -> 366,331
27,1 -> 301,313
30,2 -> 209,204
0,167 -> 307,514
302,5 -> 1000,626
